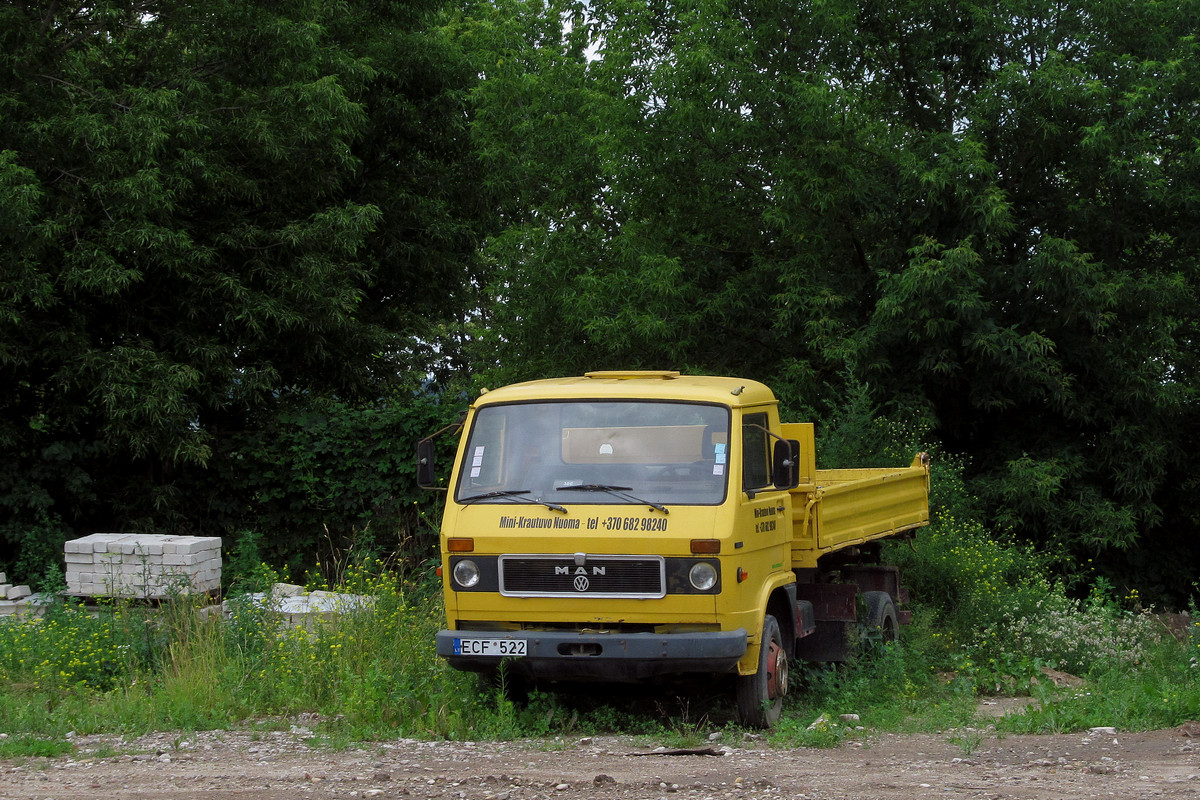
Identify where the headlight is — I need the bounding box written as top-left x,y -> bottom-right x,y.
689,562 -> 718,591
452,559 -> 480,589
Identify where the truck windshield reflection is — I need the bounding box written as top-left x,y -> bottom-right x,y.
454,401 -> 730,506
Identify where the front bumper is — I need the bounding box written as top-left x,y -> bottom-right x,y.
436,628 -> 748,681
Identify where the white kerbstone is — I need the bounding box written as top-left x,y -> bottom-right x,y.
64,533 -> 222,598
175,538 -> 221,555
6,585 -> 31,600
84,534 -> 120,553
230,585 -> 375,631
0,599 -> 44,618
162,553 -> 205,567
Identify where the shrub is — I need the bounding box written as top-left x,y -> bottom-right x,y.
0,602 -> 145,693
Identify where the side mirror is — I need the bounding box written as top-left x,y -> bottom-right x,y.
772,439 -> 801,490
416,439 -> 437,489
415,411 -> 466,492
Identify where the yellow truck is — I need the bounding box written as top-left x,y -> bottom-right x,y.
417,371 -> 930,727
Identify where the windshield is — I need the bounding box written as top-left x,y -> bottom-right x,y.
454,401 -> 730,506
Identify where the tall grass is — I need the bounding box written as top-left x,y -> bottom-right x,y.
762,539 -> 1197,745
0,416 -> 1196,743
2,546 -> 1190,746
794,407 -> 1200,740
0,564 -> 490,740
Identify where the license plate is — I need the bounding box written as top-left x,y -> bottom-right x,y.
453,637 -> 527,657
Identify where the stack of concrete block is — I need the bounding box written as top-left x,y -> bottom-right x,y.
0,571 -> 39,616
229,583 -> 375,631
0,572 -> 32,601
64,534 -> 222,598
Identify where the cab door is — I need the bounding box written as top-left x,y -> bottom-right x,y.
738,410 -> 791,574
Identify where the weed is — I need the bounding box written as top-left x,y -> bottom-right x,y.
947,729 -> 984,756
0,505 -> 1196,745
0,735 -> 75,759
87,744 -> 125,759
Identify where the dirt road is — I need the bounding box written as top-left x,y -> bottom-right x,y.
1,721 -> 1198,800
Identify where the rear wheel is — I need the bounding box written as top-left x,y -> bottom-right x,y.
859,591 -> 898,651
735,614 -> 788,728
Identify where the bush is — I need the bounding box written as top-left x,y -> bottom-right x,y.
191,395 -> 454,584
0,601 -> 146,693
0,561 -> 522,739
873,415 -> 1167,697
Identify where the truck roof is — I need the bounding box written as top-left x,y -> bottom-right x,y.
473,371 -> 778,408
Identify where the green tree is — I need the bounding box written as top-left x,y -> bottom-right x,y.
0,1 -> 486,578
467,0 -> 1200,600
451,0 -> 610,383
472,0 -> 883,392
848,0 -> 1198,595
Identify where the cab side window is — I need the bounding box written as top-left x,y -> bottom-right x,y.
742,412 -> 771,491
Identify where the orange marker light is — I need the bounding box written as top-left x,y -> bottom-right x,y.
690,539 -> 721,554
447,538 -> 475,552
737,567 -> 748,583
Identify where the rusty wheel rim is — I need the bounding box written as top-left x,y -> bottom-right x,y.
766,639 -> 788,700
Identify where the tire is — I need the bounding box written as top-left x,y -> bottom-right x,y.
858,591 -> 898,651
735,614 -> 788,728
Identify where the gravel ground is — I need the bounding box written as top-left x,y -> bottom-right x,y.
1,716 -> 1198,800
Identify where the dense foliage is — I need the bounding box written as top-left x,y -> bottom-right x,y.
463,0 -> 1200,603
1,0 -> 1197,605
0,0 -> 483,578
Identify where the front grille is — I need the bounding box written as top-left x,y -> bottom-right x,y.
499,555 -> 665,598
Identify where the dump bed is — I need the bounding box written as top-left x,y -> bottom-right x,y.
781,423 -> 930,569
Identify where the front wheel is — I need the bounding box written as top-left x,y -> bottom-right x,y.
735,614 -> 788,728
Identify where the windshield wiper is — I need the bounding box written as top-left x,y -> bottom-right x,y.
460,489 -> 567,513
556,484 -> 669,514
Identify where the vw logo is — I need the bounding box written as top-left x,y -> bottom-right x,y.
573,575 -> 590,592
